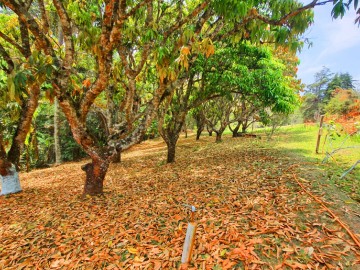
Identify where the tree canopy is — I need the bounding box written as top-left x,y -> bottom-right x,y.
0,0 -> 353,195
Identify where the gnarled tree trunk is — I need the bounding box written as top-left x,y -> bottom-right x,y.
0,84 -> 40,195
230,122 -> 241,137
81,158 -> 109,196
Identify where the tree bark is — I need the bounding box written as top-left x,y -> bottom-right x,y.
166,138 -> 177,163
215,132 -> 222,142
207,126 -> 213,136
241,121 -> 248,133
81,158 -> 109,196
232,122 -> 241,137
196,126 -> 203,140
7,84 -> 40,167
54,97 -> 62,165
182,122 -> 188,138
194,112 -> 205,140
111,146 -> 122,163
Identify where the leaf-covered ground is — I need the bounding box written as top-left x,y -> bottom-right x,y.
1,135 -> 360,269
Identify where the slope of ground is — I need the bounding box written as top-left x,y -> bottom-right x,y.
253,124 -> 360,201
1,135 -> 360,269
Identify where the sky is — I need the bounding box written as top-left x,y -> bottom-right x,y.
297,2 -> 360,88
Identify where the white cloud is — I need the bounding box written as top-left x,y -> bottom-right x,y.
297,4 -> 360,85
317,15 -> 360,59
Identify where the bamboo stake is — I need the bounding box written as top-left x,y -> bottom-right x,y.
181,205 -> 197,265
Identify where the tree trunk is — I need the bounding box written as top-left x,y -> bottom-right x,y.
7,85 -> 40,167
166,138 -> 177,163
241,120 -> 248,133
194,111 -> 205,140
81,158 -> 109,196
215,132 -> 222,142
183,123 -> 188,138
196,126 -> 203,140
111,146 -> 121,163
232,122 -> 241,137
54,21 -> 63,165
54,97 -> 62,165
0,163 -> 22,195
207,126 -> 213,136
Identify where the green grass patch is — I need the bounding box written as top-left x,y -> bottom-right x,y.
255,124 -> 360,201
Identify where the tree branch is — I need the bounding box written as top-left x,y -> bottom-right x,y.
162,1 -> 209,42
3,0 -> 54,57
0,43 -> 15,73
0,31 -> 27,56
53,0 -> 74,74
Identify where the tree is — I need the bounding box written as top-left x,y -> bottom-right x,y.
204,96 -> 235,142
306,67 -> 333,100
0,6 -> 53,195
301,69 -> 357,122
159,39 -> 302,161
228,96 -> 259,136
204,43 -> 300,141
301,67 -> 333,121
324,72 -> 355,102
324,88 -> 360,134
191,107 -> 206,140
262,111 -> 290,140
1,0 -> 328,195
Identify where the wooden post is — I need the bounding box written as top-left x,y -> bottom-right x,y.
316,115 -> 325,154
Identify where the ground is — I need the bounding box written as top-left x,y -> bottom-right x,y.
1,134 -> 360,269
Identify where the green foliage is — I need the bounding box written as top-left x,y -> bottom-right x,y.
204,42 -> 299,114
325,89 -> 360,116
0,0 -> 322,173
324,72 -> 355,102
145,120 -> 159,140
300,94 -> 321,122
331,0 -> 360,24
19,102 -> 87,169
300,67 -> 357,122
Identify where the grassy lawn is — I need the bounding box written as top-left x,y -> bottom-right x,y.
255,124 -> 360,201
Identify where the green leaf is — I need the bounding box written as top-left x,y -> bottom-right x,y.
332,2 -> 346,19
354,0 -> 359,10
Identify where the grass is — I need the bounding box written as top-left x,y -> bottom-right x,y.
254,123 -> 360,201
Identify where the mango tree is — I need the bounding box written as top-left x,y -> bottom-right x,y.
1,0 -> 330,195
0,6 -> 53,195
203,43 -> 300,142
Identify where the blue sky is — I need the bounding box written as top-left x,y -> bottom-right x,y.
297,3 -> 360,88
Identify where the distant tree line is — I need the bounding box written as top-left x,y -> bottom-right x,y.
300,67 -> 360,134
